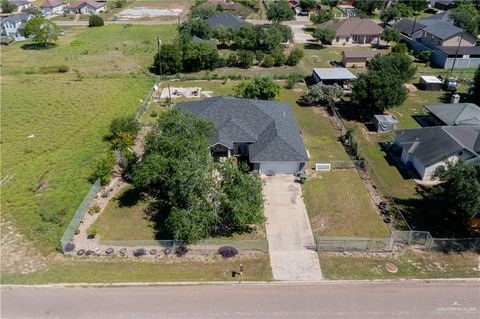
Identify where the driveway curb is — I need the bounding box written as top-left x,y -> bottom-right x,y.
2,278 -> 480,288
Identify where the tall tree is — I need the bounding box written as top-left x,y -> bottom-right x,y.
313,26 -> 336,45
299,0 -> 317,12
153,43 -> 183,75
266,0 -> 294,22
473,65 -> 480,98
24,18 -> 60,47
301,83 -> 343,107
353,0 -> 384,16
367,53 -> 416,84
1,0 -> 17,13
234,77 -> 280,100
399,0 -> 427,12
380,6 -> 400,26
434,161 -> 480,219
310,9 -> 333,24
450,4 -> 479,36
179,18 -> 212,40
380,27 -> 401,46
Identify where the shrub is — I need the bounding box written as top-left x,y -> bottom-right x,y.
284,72 -> 304,89
391,43 -> 408,54
87,227 -> 97,238
226,51 -> 238,67
234,77 -> 280,100
88,15 -> 104,27
272,50 -> 286,66
109,116 -> 140,137
286,47 -> 304,66
58,65 -> 69,73
237,50 -> 254,68
114,0 -> 127,8
418,50 -> 431,63
111,131 -> 135,150
255,50 -> 265,63
218,246 -> 238,258
91,152 -> 115,186
262,55 -> 275,68
150,110 -> 158,117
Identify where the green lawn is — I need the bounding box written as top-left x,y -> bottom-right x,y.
1,25 -> 177,253
304,171 -> 390,238
1,255 -> 272,284
319,249 -> 480,280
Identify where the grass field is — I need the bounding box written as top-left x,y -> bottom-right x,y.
1,255 -> 272,284
319,249 -> 480,280
1,25 -> 177,253
304,170 -> 390,238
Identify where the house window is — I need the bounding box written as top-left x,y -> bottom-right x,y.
336,36 -> 339,42
346,36 -> 350,42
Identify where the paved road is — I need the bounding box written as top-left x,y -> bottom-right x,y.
263,175 -> 322,281
2,282 -> 479,318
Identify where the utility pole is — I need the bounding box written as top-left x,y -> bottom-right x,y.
449,31 -> 464,77
157,34 -> 162,76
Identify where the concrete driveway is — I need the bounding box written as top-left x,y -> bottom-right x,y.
289,24 -> 314,43
263,175 -> 322,281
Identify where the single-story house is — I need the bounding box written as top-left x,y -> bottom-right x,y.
40,0 -> 65,16
341,50 -> 378,67
177,96 -> 309,174
424,103 -> 480,127
0,13 -> 32,41
431,46 -> 480,69
419,75 -> 443,91
394,126 -> 480,180
373,115 -> 398,132
312,68 -> 357,85
67,0 -> 106,14
419,21 -> 476,48
319,17 -> 383,46
205,12 -> 245,31
393,19 -> 426,40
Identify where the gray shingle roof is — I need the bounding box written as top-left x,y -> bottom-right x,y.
177,96 -> 308,163
435,46 -> 480,56
395,126 -> 480,166
313,68 -> 357,80
393,19 -> 426,36
418,11 -> 453,26
422,21 -> 462,40
424,103 -> 480,126
205,12 -> 245,30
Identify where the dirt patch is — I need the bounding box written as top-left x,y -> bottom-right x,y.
1,217 -> 49,274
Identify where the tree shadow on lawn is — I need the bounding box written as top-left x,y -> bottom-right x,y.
117,187 -> 144,208
21,43 -> 58,50
378,141 -> 412,180
393,185 -> 473,238
303,42 -> 323,50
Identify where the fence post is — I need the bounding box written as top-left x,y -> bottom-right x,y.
407,231 -> 413,245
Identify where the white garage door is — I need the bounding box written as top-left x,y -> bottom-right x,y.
259,162 -> 299,174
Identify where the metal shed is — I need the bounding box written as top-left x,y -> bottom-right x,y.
373,115 -> 398,132
419,75 -> 443,91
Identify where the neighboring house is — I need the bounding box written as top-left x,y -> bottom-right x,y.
10,0 -> 31,12
40,0 -> 65,16
177,96 -> 309,174
334,5 -> 358,19
319,17 -> 383,46
312,68 -> 357,85
424,103 -> 480,127
341,50 -> 378,67
419,22 -> 476,48
394,126 -> 480,180
205,12 -> 245,31
0,13 -> 32,41
393,19 -> 426,40
431,46 -> 480,69
67,0 -> 106,14
418,11 -> 453,26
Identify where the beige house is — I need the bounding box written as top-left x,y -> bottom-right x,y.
320,18 -> 383,46
420,21 -> 476,48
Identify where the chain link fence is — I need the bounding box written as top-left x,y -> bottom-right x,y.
315,236 -> 395,253
60,179 -> 101,252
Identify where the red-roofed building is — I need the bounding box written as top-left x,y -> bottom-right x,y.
40,0 -> 65,16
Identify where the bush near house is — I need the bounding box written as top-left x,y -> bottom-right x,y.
88,15 -> 104,27
234,77 -> 280,100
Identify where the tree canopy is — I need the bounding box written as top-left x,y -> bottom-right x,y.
474,65 -> 480,98
24,18 -> 60,46
313,27 -> 336,45
301,83 -> 343,107
351,53 -> 415,111
380,27 -> 401,45
132,109 -> 264,242
299,0 -> 317,12
179,18 -> 212,41
450,4 -> 479,36
310,9 -> 333,24
1,0 -> 17,13
380,6 -> 401,25
266,0 -> 295,22
434,161 -> 480,219
234,77 -> 280,100
398,0 -> 428,12
353,0 -> 384,15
